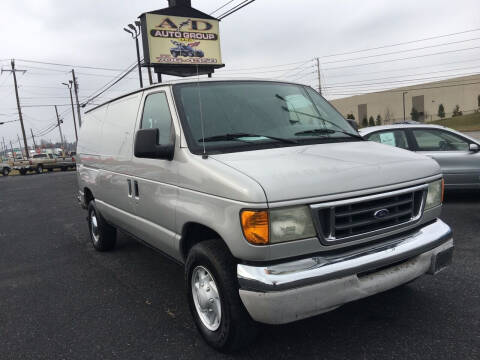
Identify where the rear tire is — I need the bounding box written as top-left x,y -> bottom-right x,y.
87,200 -> 116,251
19,169 -> 26,175
185,240 -> 258,352
2,168 -> 9,176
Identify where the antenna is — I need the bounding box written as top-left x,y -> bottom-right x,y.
196,64 -> 207,158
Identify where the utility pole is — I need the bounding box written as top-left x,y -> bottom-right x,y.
30,129 -> 37,149
62,80 -> 78,142
1,60 -> 30,158
316,58 -> 322,96
71,69 -> 82,127
402,91 -> 408,122
55,106 -> 65,151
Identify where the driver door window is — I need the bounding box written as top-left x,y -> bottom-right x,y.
412,129 -> 468,151
141,92 -> 173,145
367,130 -> 410,150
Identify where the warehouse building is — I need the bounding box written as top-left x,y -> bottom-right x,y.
330,74 -> 480,125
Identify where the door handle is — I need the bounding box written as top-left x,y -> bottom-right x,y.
134,180 -> 139,199
127,179 -> 132,197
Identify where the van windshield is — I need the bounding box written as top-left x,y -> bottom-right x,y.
173,81 -> 360,154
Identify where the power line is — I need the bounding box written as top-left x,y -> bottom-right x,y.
218,59 -> 314,72
217,0 -> 256,19
321,37 -> 480,65
325,80 -> 480,96
323,45 -> 480,70
324,58 -> 480,79
324,71 -> 480,88
320,27 -> 480,58
209,0 -> 236,15
16,59 -> 126,72
81,61 -> 138,107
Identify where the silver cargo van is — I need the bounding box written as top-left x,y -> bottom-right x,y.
77,79 -> 453,352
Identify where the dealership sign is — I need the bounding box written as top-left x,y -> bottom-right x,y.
141,13 -> 222,67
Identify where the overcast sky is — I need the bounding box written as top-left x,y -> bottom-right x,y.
0,0 -> 479,146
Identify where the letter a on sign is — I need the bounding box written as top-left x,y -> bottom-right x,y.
158,18 -> 177,29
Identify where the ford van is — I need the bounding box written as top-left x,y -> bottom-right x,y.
77,79 -> 453,352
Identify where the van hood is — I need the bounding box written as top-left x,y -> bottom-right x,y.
210,141 -> 440,203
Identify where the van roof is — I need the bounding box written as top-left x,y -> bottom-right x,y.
84,78 -> 309,114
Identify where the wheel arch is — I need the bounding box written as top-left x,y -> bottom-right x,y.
180,222 -> 232,262
83,187 -> 95,207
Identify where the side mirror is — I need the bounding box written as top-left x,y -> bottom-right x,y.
469,143 -> 479,152
134,128 -> 174,160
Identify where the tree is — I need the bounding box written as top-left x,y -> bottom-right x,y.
368,116 -> 375,126
346,113 -> 355,120
384,107 -> 394,124
410,107 -> 420,121
452,104 -> 463,117
437,104 -> 445,118
375,114 -> 382,126
362,117 -> 368,128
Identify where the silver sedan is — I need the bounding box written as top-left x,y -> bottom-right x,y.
360,124 -> 480,189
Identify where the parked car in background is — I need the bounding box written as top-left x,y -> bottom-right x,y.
360,124 -> 480,189
8,153 -> 76,175
0,162 -> 11,176
77,79 -> 453,352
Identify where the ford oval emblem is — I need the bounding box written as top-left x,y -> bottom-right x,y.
374,209 -> 390,219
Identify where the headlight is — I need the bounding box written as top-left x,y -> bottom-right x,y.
425,179 -> 444,210
241,206 -> 316,245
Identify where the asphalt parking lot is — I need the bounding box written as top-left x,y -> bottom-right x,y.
0,172 -> 478,359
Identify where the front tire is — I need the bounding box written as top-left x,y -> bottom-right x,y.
87,200 -> 116,251
185,240 -> 257,352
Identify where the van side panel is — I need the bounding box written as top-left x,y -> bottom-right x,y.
78,93 -> 142,233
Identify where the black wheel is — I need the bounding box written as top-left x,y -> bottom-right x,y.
36,165 -> 43,174
47,168 -> 53,172
61,167 -> 67,171
19,169 -> 26,175
185,240 -> 258,352
2,168 -> 9,176
87,200 -> 116,251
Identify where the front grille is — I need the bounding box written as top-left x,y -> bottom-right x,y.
313,186 -> 426,244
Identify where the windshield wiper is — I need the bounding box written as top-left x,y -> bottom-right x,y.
295,128 -> 364,139
281,106 -> 362,139
199,133 -> 298,144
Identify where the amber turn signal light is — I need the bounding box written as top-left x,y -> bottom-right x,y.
241,210 -> 269,245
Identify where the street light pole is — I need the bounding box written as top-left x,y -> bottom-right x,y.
124,24 -> 143,88
62,81 -> 78,143
403,91 -> 408,122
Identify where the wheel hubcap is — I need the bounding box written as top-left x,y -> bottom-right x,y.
90,212 -> 99,244
191,266 -> 221,331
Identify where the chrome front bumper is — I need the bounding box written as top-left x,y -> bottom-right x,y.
237,220 -> 453,324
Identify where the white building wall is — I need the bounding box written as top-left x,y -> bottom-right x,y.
330,75 -> 480,124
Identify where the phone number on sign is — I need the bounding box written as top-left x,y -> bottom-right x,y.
155,56 -> 218,64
